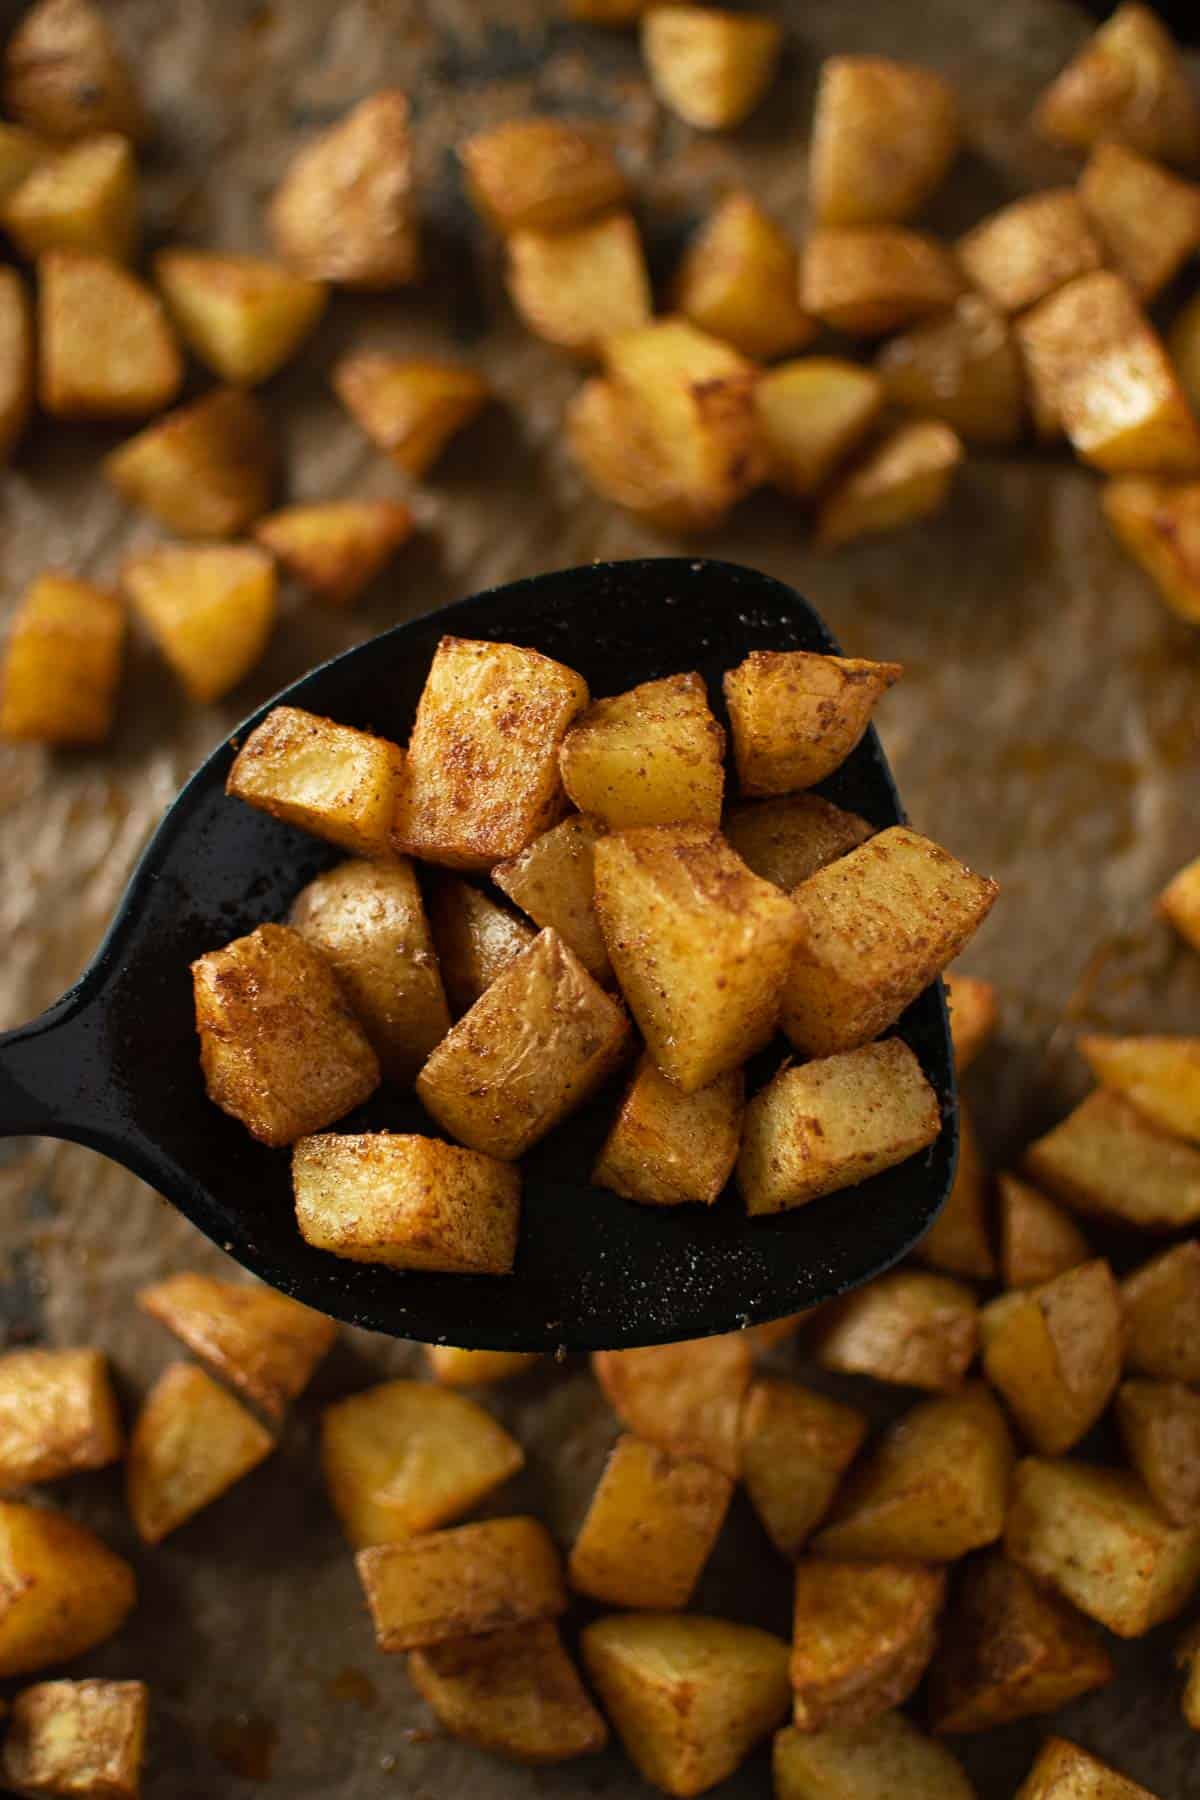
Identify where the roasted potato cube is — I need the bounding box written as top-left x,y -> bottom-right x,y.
192,922 -> 380,1148
816,1270 -> 978,1393
723,795 -> 873,891
0,125 -> 51,206
915,1103 -> 996,1281
2,1679 -> 147,1800
126,1362 -> 272,1545
816,420 -> 964,550
1006,1457 -> 1200,1637
228,705 -> 404,860
775,1713 -> 975,1800
3,0 -> 145,143
1034,2 -> 1200,166
424,1346 -> 539,1387
358,1516 -> 565,1651
559,672 -> 725,831
506,211 -> 650,357
394,635 -> 588,869
267,91 -> 419,289
998,1173 -> 1091,1290
1117,1380 -> 1200,1526
802,228 -> 964,339
958,191 -> 1103,317
1079,1033 -> 1200,1142
137,1271 -> 335,1421
0,571 -> 123,745
254,499 -> 413,609
980,1259 -> 1122,1455
1160,854 -> 1200,951
739,1378 -> 866,1559
1016,1737 -> 1161,1800
755,358 -> 885,499
38,249 -> 181,419
640,7 -> 781,132
103,386 -> 276,537
566,375 -> 689,533
944,972 -> 999,1072
568,1434 -> 733,1608
333,354 -> 489,478
0,265 -> 33,464
289,858 -> 450,1084
0,1348 -> 121,1489
593,1333 -> 751,1478
1024,1089 -> 1200,1230
674,191 -> 812,361
813,1384 -> 1014,1562
155,249 -> 325,385
789,1559 -> 944,1732
743,1312 -> 813,1353
593,825 -> 799,1093
810,55 -> 958,228
876,296 -> 1026,448
593,1052 -> 743,1207
426,877 -> 536,1016
461,117 -> 626,236
1081,143 -> 1200,300
121,545 -> 276,706
1122,1242 -> 1200,1383
1103,476 -> 1200,624
0,1501 -> 135,1677
582,1612 -> 790,1797
493,815 -> 610,983
321,1378 -> 523,1547
408,1621 -> 607,1765
294,1132 -> 520,1274
724,650 -> 901,797
3,131 -> 136,262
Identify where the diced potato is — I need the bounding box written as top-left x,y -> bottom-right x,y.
775,1712 -> 976,1800
1016,1737 -> 1161,1800
38,249 -> 181,418
2,0 -> 145,143
424,1346 -> 538,1387
813,1384 -> 1014,1562
724,650 -> 900,797
2,1679 -> 147,1800
743,1312 -> 813,1353
640,7 -> 781,132
1016,273 -> 1200,475
755,359 -> 884,501
816,1270 -> 977,1393
506,211 -> 651,357
593,1052 -> 743,1207
980,1259 -> 1122,1455
358,1516 -> 565,1651
294,1132 -> 520,1274
408,1621 -> 607,1765
103,386 -> 276,537
915,1104 -> 995,1281
0,571 -> 123,745
0,1501 -> 135,1677
593,825 -> 799,1093
781,826 -> 998,1058
559,672 -> 725,831
254,500 -> 413,609
0,265 -> 33,464
333,354 -> 489,478
810,56 -> 959,228
3,132 -> 136,262
289,858 -> 450,1084
876,296 -> 1026,447
582,1612 -> 790,1797
1024,1089 -> 1200,1230
461,116 -> 627,236
267,91 -> 419,289
816,420 -> 964,551
998,1173 -> 1091,1291
155,250 -> 326,385
675,192 -> 812,361
227,705 -> 404,859
493,815 -> 610,982
1122,1242 -> 1200,1384
944,972 -> 999,1072
126,1362 -> 273,1544
1033,2 -> 1200,166
958,191 -> 1103,316
1160,854 -> 1200,951
789,1559 -> 943,1732
137,1272 -> 335,1421
321,1378 -> 523,1547
426,877 -> 536,1016
0,1348 -> 121,1489
723,795 -> 874,891
1079,1034 -> 1200,1142
739,1378 -> 866,1559
1081,143 -> 1200,300
121,545 -> 276,705
568,1434 -> 733,1608
1103,476 -> 1200,625
1117,1380 -> 1200,1526
801,228 -> 964,339
593,1333 -> 751,1478
0,125 -> 51,206
192,922 -> 380,1148
1006,1457 -> 1200,1637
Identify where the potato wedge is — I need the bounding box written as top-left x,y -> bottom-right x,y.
1160,854 -> 1200,951
1122,1242 -> 1200,1384
958,191 -> 1102,316
408,1621 -> 607,1765
1103,476 -> 1200,624
816,1270 -> 978,1393
1081,143 -> 1200,301
816,420 -> 964,551
461,116 -> 626,236
227,705 -> 405,860
0,125 -> 52,206
775,1712 -> 976,1800
156,249 -> 326,385
739,1378 -> 867,1559
980,1259 -> 1122,1455
38,248 -> 181,418
593,1052 -> 743,1207
2,1679 -> 147,1800
506,211 -> 650,357
640,7 -> 781,132
593,1334 -> 751,1478
998,1173 -> 1091,1290
944,972 -> 999,1072
1117,1380 -> 1200,1526
104,386 -> 276,537
0,266 -> 33,465
724,650 -> 900,797
0,571 -> 123,746
723,795 -> 874,891
569,1434 -> 733,1609
915,1104 -> 995,1280
127,1362 -> 273,1544
137,1272 -> 335,1421
424,1346 -> 538,1387
122,545 -> 276,705
1033,2 -> 1200,166
254,500 -> 413,608
1016,1737 -> 1160,1800
493,815 -> 610,982
3,0 -> 145,143
755,358 -> 885,499
802,227 -> 964,338
675,191 -> 812,361
790,1560 -> 943,1732
333,353 -> 490,477
559,672 -> 725,831
1079,1034 -> 1200,1142
1024,1089 -> 1200,1230
810,56 -> 958,228
426,876 -> 536,1016
0,1348 -> 121,1489
876,296 -> 1026,447
3,132 -> 136,262
358,1516 -> 565,1651
0,1501 -> 135,1677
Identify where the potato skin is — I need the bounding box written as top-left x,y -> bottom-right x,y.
789,1559 -> 945,1732
408,1622 -> 607,1765
358,1516 -> 566,1651
723,795 -> 873,891
724,651 -> 901,797
1024,1090 -> 1200,1231
593,1052 -> 743,1206
426,876 -> 535,1016
810,56 -> 959,227
801,227 -> 964,337
492,814 -> 612,983
815,1270 -> 978,1393
739,1378 -> 867,1558
593,1333 -> 751,1479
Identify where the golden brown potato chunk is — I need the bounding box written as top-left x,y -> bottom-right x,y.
915,1104 -> 995,1281
0,1348 -> 121,1489
358,1515 -> 565,1651
958,191 -> 1103,316
564,377 -> 683,534
2,1679 -> 147,1800
321,1378 -> 523,1547
724,650 -> 900,797
1122,1242 -> 1200,1384
816,420 -> 965,551
1103,477 -> 1200,625
801,227 -> 964,339
1117,1380 -> 1200,1526
790,1560 -> 944,1732
506,211 -> 651,358
122,545 -> 276,706
1006,1457 -> 1200,1637
723,795 -> 873,891
156,250 -> 326,385
3,0 -> 145,143
755,357 -> 885,499
461,117 -> 626,236
568,1434 -> 733,1609
593,1333 -> 751,1479
876,296 -> 1026,447
641,7 -> 781,132
126,1362 -> 273,1545
0,125 -> 50,206
593,825 -> 799,1093
0,265 -> 33,465
739,1378 -> 866,1559
254,499 -> 413,610
426,877 -> 535,1016
294,1132 -> 520,1274
1016,1737 -> 1161,1800
998,1172 -> 1091,1291
1024,1089 -> 1200,1230
138,1272 -> 335,1421
559,672 -> 725,831
582,1612 -> 790,1797
0,571 -> 123,745
104,386 -> 276,537
1081,143 -> 1200,301
290,858 -> 450,1084
674,192 -> 812,361
810,56 -> 959,228
775,1713 -> 976,1800
1160,854 -> 1200,951
928,1551 -> 1114,1735
192,922 -> 380,1148
424,1346 -> 538,1387
813,1384 -> 1015,1562
980,1259 -> 1122,1455
944,972 -> 999,1072
493,814 -> 610,983
409,1621 -> 608,1766
0,1501 -> 135,1677
1034,2 -> 1200,166
816,1270 -> 978,1393
3,131 -> 136,262
38,249 -> 181,419
593,1053 -> 743,1207
227,705 -> 405,860
333,354 -> 490,478
1079,1033 -> 1200,1142
267,91 -> 419,289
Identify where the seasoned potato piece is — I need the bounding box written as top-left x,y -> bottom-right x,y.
810,56 -> 959,228
739,1378 -> 866,1558
675,192 -> 812,361
802,228 -> 964,339
493,815 -> 610,982
775,1712 -> 976,1800
1079,1034 -> 1200,1142
876,296 -> 1026,447
0,571 -> 123,746
3,0 -> 145,143
294,1132 -> 520,1274
137,1272 -> 335,1421
958,191 -> 1103,316
569,1435 -> 732,1609
424,1347 -> 538,1387
228,706 -> 404,860
743,1313 -> 813,1353
290,858 -> 449,1084
506,212 -> 650,357
192,923 -> 380,1148
4,132 -> 136,262
640,7 -> 781,132
254,500 -> 413,609
782,827 -> 998,1058
1122,1242 -> 1200,1383
816,420 -> 964,551
427,877 -> 536,1016
38,249 -> 181,419
333,354 -> 490,478
915,1104 -> 995,1281
1103,477 -> 1200,625
2,1679 -> 147,1800
593,1053 -> 743,1207
461,117 -> 626,236
816,1270 -> 977,1393
1016,1737 -> 1160,1800
944,972 -> 999,1072
559,673 -> 725,832
122,545 -> 276,706
1081,143 -> 1200,300
156,250 -> 326,385
723,795 -> 873,891
724,650 -> 901,797
593,825 -> 799,1093
0,1348 -> 121,1489
104,386 -> 276,537
1034,2 -> 1200,166
409,1621 -> 607,1765
1025,1090 -> 1200,1230
1117,1380 -> 1200,1526
999,1173 -> 1090,1291
127,1362 -> 272,1544
755,358 -> 885,499
980,1259 -> 1122,1455
0,125 -> 51,206
593,1333 -> 751,1478
358,1516 -> 565,1651
0,1501 -> 135,1677
1006,1457 -> 1200,1637
789,1560 -> 943,1732
321,1378 -> 523,1547
567,375 -> 686,530
813,1384 -> 1014,1562
267,91 -> 419,289
1160,854 -> 1200,951
0,266 -> 33,464
582,1612 -> 790,1797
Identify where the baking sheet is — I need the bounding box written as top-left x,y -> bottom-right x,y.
1,0 -> 1199,1792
